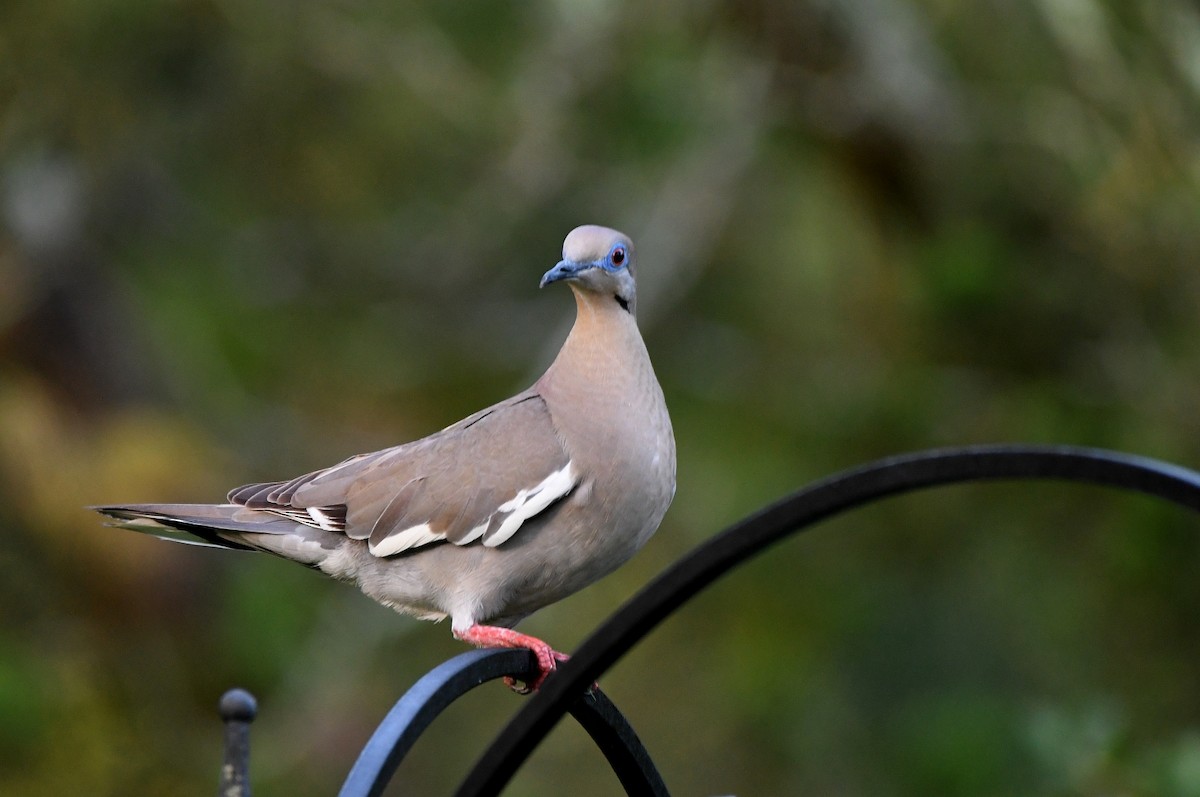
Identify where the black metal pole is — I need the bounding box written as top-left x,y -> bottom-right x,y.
217,688 -> 257,797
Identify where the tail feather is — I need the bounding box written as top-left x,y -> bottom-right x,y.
90,503 -> 297,551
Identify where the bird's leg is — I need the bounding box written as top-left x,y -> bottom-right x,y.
454,624 -> 570,693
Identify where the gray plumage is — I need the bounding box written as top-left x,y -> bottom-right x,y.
93,225 -> 675,684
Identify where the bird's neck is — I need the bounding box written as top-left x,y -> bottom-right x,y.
537,285 -> 673,495
569,284 -> 635,332
538,287 -> 647,401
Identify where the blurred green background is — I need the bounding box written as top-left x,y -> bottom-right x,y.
3,0 -> 1200,794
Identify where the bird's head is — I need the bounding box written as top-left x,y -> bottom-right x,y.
540,225 -> 637,314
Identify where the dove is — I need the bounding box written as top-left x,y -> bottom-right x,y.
93,225 -> 676,691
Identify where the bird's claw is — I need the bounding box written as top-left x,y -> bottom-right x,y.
504,675 -> 533,694
454,624 -> 576,693
505,649 -> 570,693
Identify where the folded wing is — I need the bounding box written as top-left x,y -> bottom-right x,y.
227,392 -> 577,557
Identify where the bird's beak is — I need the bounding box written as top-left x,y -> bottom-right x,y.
540,259 -> 594,288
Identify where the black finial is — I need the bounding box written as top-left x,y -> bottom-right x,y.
220,688 -> 258,723
218,688 -> 257,797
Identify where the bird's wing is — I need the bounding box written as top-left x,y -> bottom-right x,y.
227,391 -> 578,557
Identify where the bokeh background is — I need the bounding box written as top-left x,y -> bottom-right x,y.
4,1 -> 1200,794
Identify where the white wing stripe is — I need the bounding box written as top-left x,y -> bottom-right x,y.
457,520 -> 489,546
367,461 -> 576,556
369,523 -> 446,557
483,462 -> 575,548
307,506 -> 342,531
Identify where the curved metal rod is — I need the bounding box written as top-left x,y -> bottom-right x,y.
569,690 -> 670,796
456,444 -> 1200,795
338,648 -> 666,797
339,649 -> 533,797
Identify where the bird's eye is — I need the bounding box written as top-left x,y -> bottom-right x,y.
609,246 -> 626,267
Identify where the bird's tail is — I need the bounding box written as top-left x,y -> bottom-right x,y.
90,503 -> 293,551
91,504 -> 341,567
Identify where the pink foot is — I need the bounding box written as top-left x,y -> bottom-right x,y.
454,624 -> 570,693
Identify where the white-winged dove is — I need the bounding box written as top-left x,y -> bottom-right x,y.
93,225 -> 676,691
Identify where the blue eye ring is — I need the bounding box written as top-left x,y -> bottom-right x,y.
607,243 -> 628,269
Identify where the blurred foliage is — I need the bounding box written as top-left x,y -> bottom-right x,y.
3,0 -> 1200,794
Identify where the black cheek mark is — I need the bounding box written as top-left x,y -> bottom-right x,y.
614,294 -> 630,312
